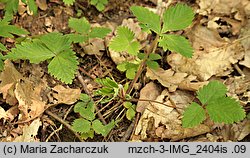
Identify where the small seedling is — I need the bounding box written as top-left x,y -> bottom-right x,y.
182,81 -> 246,128
90,0 -> 108,12
72,94 -> 116,139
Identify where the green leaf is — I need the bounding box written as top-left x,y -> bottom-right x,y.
162,3 -> 194,32
89,27 -> 111,39
197,81 -> 227,105
146,60 -> 159,70
80,129 -> 94,140
126,106 -> 136,121
68,17 -> 90,34
80,93 -> 91,102
206,97 -> 246,124
0,53 -> 3,71
149,53 -> 161,60
63,0 -> 75,5
39,32 -> 71,54
6,40 -> 55,63
25,0 -> 38,15
0,18 -> 29,38
130,6 -> 161,34
0,43 -> 7,51
126,68 -> 136,79
74,100 -> 95,121
159,34 -> 193,58
92,119 -> 115,136
109,26 -> 140,55
48,50 -> 78,84
90,0 -> 108,11
72,118 -> 91,133
0,0 -> 19,15
66,34 -> 88,43
117,62 -> 127,72
182,102 -> 206,128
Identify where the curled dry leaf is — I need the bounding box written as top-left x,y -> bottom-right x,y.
146,68 -> 207,92
167,26 -> 244,81
137,82 -> 161,113
239,20 -> 250,68
52,85 -> 81,104
0,60 -> 23,105
14,119 -> 42,142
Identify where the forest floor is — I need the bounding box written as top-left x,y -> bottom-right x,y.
0,0 -> 250,142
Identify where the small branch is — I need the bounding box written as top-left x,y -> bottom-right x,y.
45,110 -> 84,142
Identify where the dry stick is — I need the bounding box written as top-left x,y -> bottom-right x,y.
45,110 -> 84,142
79,67 -> 96,80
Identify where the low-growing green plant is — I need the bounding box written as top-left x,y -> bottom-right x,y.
109,3 -> 194,79
63,0 -> 75,5
72,94 -> 116,139
182,81 -> 246,128
90,0 -> 108,11
0,0 -> 38,16
0,17 -> 29,70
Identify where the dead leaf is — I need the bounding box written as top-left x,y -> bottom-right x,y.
137,82 -> 161,113
52,85 -> 81,104
0,106 -> 8,120
36,0 -> 48,10
0,60 -> 23,105
14,119 -> 41,142
239,20 -> 250,68
82,38 -> 105,56
167,26 -> 244,81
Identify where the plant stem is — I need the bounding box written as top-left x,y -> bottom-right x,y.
126,34 -> 160,94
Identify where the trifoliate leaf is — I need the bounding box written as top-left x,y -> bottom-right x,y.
197,81 -> 227,105
74,100 -> 95,121
130,6 -> 161,34
159,34 -> 193,58
92,119 -> 115,136
48,50 -> 78,84
182,102 -> 206,128
126,106 -> 136,121
0,18 -> 29,38
0,43 -> 7,51
162,3 -> 194,33
68,17 -> 90,34
72,118 -> 91,133
89,27 -> 111,39
6,40 -> 55,63
109,26 -> 140,55
206,97 -> 246,124
146,60 -> 159,70
63,0 -> 75,5
149,53 -> 161,60
39,32 -> 71,54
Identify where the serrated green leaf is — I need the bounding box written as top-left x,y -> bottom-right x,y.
6,40 -> 55,63
162,3 -> 194,32
96,3 -> 105,11
48,50 -> 78,84
159,34 -> 193,58
0,53 -> 3,71
80,93 -> 91,102
68,17 -> 90,34
126,68 -> 136,79
197,81 -> 227,105
206,97 -> 246,124
63,0 -> 75,5
149,53 -> 161,60
80,129 -> 94,140
123,102 -> 132,109
182,102 -> 206,128
0,0 -> 19,15
109,26 -> 140,55
90,0 -> 108,11
72,118 -> 91,133
0,18 -> 29,38
126,106 -> 136,121
89,27 -> 111,39
146,60 -> 159,70
130,6 -> 161,34
92,119 -> 115,136
40,32 -> 71,54
0,43 -> 7,51
74,100 -> 95,121
117,62 -> 127,72
138,53 -> 146,60
66,34 -> 88,43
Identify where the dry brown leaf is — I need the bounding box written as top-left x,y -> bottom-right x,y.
233,120 -> 250,141
36,0 -> 48,10
167,26 -> 244,81
239,20 -> 250,68
14,119 -> 41,142
52,85 -> 81,104
82,38 -> 105,56
14,80 -> 46,121
0,106 -> 7,120
0,60 -> 23,105
137,82 -> 161,113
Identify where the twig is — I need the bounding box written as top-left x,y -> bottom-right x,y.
45,110 -> 84,142
79,67 -> 96,80
121,117 -> 136,142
